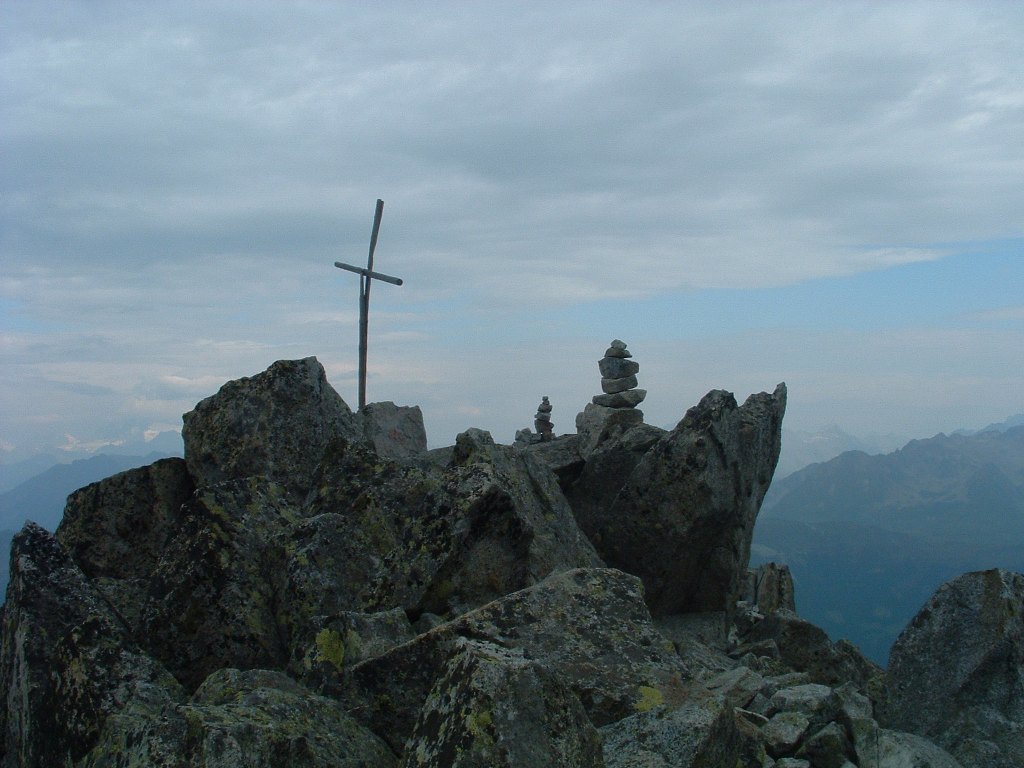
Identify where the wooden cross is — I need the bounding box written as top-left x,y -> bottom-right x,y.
335,199 -> 404,410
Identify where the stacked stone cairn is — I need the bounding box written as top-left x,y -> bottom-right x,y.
534,396 -> 554,441
575,339 -> 646,457
514,396 -> 556,446
594,339 -> 646,409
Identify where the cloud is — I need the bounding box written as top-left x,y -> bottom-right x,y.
2,2 -> 1023,455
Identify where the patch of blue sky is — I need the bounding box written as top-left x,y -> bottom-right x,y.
540,240 -> 1024,342
0,298 -> 62,334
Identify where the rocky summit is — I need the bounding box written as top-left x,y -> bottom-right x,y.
0,353 -> 1018,767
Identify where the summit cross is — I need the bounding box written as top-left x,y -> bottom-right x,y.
334,198 -> 404,410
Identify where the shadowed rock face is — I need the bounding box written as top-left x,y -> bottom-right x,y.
0,524 -> 183,768
568,384 -> 787,616
880,568 -> 1024,768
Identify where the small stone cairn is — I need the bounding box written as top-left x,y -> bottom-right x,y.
575,339 -> 646,457
514,396 -> 556,446
594,339 -> 646,409
534,396 -> 554,441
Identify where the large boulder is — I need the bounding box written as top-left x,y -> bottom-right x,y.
880,568 -> 1024,768
401,638 -> 603,768
0,524 -> 182,768
739,609 -> 883,693
600,686 -> 742,768
182,357 -> 363,496
288,430 -> 602,627
569,384 -> 786,615
80,668 -> 397,767
359,401 -> 428,459
140,478 -> 300,690
338,568 -> 692,754
55,458 -> 195,630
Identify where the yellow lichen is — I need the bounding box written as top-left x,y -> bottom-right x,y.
634,685 -> 664,712
314,628 -> 346,671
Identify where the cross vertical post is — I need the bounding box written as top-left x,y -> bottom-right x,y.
335,199 -> 404,410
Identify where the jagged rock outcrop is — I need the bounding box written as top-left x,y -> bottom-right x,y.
1,355 -> 1006,767
743,561 -> 797,616
880,568 -> 1024,768
569,384 -> 787,616
0,524 -> 183,768
182,357 -> 364,497
56,457 -> 195,629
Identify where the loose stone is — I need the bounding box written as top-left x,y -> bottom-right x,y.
601,375 -> 639,395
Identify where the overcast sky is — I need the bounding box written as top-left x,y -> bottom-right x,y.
2,1 -> 1023,458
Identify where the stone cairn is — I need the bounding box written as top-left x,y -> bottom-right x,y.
534,396 -> 554,441
514,396 -> 555,446
574,339 -> 646,457
594,339 -> 646,409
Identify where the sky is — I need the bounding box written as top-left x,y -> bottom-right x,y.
2,1 -> 1023,459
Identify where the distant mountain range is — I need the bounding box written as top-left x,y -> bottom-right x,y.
0,430 -> 184,493
774,425 -> 908,478
755,421 -> 1024,664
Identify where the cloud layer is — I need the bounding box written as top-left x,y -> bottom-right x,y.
2,2 -> 1022,455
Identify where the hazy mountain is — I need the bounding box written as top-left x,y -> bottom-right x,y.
774,425 -> 907,479
0,454 -> 60,494
0,431 -> 183,494
755,424 -> 1024,664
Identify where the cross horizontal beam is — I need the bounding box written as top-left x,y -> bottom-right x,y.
334,261 -> 404,286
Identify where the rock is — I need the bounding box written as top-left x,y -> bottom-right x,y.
533,396 -> 554,441
0,523 -> 183,768
706,666 -> 766,709
592,388 -> 647,408
604,340 -> 632,358
571,384 -> 787,616
849,720 -> 964,768
338,568 -> 691,753
745,562 -> 797,615
360,401 -> 428,458
598,357 -> 640,379
763,711 -> 812,757
797,722 -> 854,768
56,458 -> 194,581
182,356 -> 362,497
140,477 -> 299,689
293,608 -> 416,687
55,458 -> 195,630
767,683 -> 839,725
879,568 -> 1024,768
575,403 -> 647,459
601,374 -> 639,394
742,609 -> 883,693
401,638 -> 603,768
566,422 -> 666,540
80,668 -> 397,767
600,686 -> 742,768
518,434 -> 584,490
